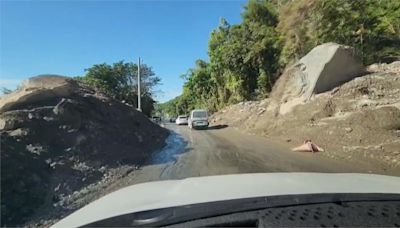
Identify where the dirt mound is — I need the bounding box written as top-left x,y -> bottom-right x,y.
0,75 -> 169,226
211,61 -> 400,172
0,75 -> 79,113
270,43 -> 364,114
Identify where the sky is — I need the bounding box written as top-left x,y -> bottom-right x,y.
0,0 -> 246,102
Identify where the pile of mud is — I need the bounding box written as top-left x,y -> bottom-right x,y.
0,75 -> 169,226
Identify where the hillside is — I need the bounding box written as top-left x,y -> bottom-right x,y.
211,46 -> 400,170
0,76 -> 169,227
159,0 -> 399,116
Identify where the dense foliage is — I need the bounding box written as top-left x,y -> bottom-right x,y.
78,61 -> 160,116
160,0 -> 399,117
278,0 -> 400,65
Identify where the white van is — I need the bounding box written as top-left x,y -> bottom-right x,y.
188,109 -> 209,129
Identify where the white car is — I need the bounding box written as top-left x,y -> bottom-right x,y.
188,109 -> 209,129
52,173 -> 400,227
175,115 -> 188,125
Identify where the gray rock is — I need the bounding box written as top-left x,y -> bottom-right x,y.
54,184 -> 61,192
8,128 -> 28,137
43,116 -> 54,121
26,144 -> 44,155
257,108 -> 266,115
271,43 -> 365,114
99,166 -> 106,172
345,127 -> 353,133
0,75 -> 79,113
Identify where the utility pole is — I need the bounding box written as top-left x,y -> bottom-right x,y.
137,57 -> 142,111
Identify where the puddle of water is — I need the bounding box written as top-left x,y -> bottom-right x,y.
149,130 -> 187,164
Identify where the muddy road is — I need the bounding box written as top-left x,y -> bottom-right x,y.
70,123 -> 400,198
37,123 -> 400,227
120,123 -> 399,186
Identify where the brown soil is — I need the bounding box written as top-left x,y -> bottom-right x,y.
0,76 -> 169,227
211,62 -> 400,171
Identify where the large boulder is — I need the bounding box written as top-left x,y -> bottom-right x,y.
0,75 -> 79,113
271,43 -> 365,114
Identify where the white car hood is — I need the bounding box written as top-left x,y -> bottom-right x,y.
53,173 -> 400,227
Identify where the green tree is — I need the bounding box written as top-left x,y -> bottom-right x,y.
278,0 -> 400,65
79,61 -> 161,116
163,0 -> 400,115
277,0 -> 318,65
158,96 -> 181,117
208,0 -> 280,102
257,69 -> 269,96
315,0 -> 400,64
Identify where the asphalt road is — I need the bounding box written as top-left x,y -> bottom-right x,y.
123,123 -> 397,185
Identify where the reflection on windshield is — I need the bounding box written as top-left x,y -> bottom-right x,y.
193,112 -> 207,118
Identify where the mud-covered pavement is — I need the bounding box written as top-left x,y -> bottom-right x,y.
36,123 -> 400,227
109,123 -> 400,189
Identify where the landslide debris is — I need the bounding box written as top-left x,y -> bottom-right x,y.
0,75 -> 169,227
270,42 -> 365,115
211,43 -> 400,171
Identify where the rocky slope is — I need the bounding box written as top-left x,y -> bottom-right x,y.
0,75 -> 169,227
211,44 -> 400,172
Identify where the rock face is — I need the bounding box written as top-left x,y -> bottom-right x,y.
271,43 -> 365,114
0,75 -> 169,226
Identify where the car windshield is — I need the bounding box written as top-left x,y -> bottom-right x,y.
1,0 -> 399,227
192,111 -> 207,118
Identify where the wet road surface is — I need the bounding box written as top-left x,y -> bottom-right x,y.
40,123 -> 400,226
124,123 -> 397,185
